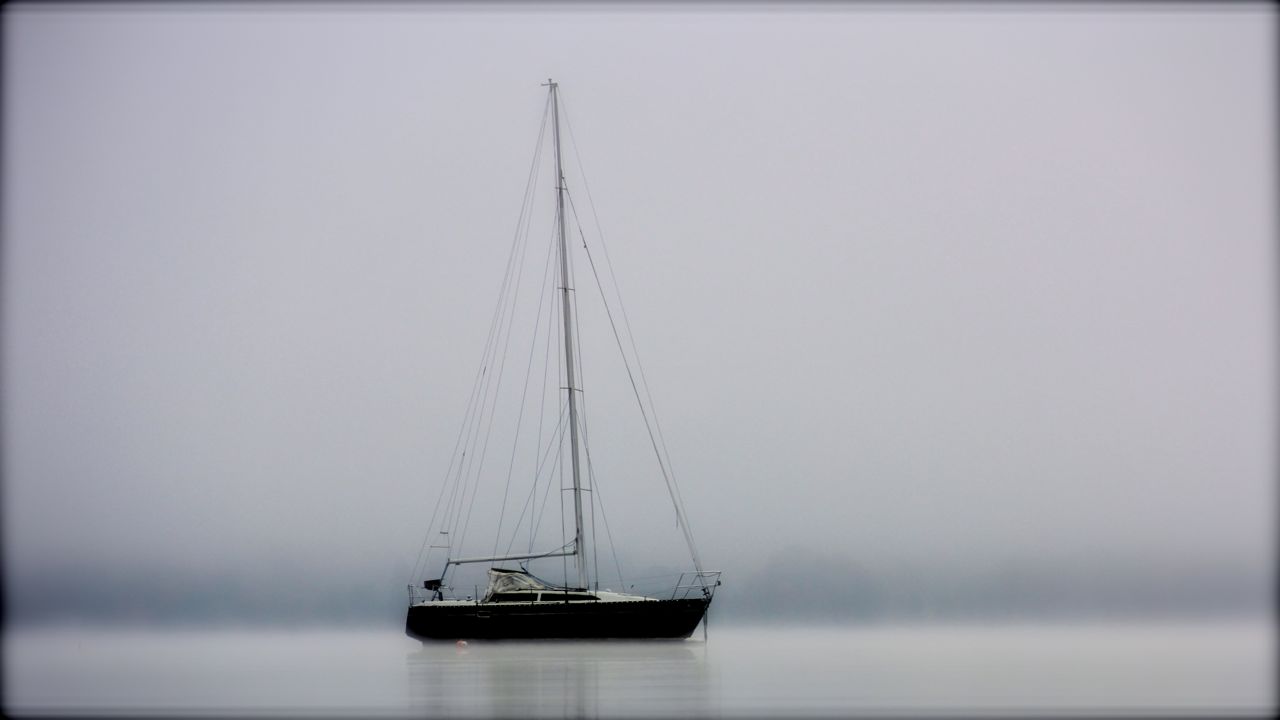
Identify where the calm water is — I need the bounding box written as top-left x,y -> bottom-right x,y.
4,621 -> 1273,716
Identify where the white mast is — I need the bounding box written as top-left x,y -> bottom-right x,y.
546,79 -> 588,589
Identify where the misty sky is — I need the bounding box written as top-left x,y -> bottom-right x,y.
2,4 -> 1274,618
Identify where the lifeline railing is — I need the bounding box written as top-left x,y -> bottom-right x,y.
407,583 -> 477,605
407,584 -> 437,605
409,570 -> 722,604
670,571 -> 722,600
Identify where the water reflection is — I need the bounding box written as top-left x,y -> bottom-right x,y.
407,639 -> 711,718
3,623 -> 1267,715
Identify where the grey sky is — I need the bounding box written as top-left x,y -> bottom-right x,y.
2,5 -> 1274,620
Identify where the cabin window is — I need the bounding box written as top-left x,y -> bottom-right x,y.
488,592 -> 538,603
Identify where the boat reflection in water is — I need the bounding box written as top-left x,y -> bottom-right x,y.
406,639 -> 712,718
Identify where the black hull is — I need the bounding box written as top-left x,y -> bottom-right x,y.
405,598 -> 710,641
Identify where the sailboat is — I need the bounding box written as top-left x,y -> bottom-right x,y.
404,80 -> 720,641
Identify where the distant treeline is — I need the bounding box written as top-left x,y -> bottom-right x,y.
724,550 -> 1271,622
4,551 -> 1269,628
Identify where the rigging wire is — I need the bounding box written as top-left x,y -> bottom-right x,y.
528,255 -> 560,555
442,147 -> 550,561
414,87 -> 708,598
555,241 -> 568,587
564,248 -> 626,590
565,186 -> 704,577
490,211 -> 561,563
428,201 -> 540,578
577,406 -> 625,592
499,399 -> 569,557
562,99 -> 689,495
450,104 -> 558,574
560,94 -> 705,580
565,252 -> 600,590
411,91 -> 551,588
529,408 -> 567,556
563,199 -> 590,588
555,181 -> 628,591
408,355 -> 488,584
562,225 -> 619,592
525,263 -> 570,560
452,221 -> 534,556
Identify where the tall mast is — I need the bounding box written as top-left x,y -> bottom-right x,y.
547,79 -> 588,589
